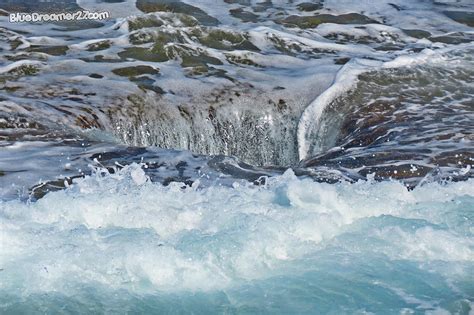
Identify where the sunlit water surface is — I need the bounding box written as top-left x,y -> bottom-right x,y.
0,0 -> 473,313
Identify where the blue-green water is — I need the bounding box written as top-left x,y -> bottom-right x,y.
0,0 -> 473,313
1,166 -> 473,313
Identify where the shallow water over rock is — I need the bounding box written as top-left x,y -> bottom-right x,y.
0,1 -> 473,312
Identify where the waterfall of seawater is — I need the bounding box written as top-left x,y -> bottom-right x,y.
1,0 -> 473,313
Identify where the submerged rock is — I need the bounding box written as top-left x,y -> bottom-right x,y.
136,0 -> 220,26
195,29 -> 260,51
430,32 -> 474,44
444,11 -> 474,27
229,8 -> 259,23
130,76 -> 165,94
402,29 -> 431,39
297,2 -> 324,12
112,65 -> 160,77
118,46 -> 169,62
86,40 -> 112,52
278,13 -> 379,28
26,45 -> 69,56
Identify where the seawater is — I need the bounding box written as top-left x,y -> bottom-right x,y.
1,164 -> 473,313
0,0 -> 473,313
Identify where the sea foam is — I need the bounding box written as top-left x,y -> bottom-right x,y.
1,164 -> 473,313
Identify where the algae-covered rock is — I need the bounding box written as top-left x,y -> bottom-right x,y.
297,2 -> 323,12
136,0 -> 219,26
130,76 -> 165,94
30,175 -> 84,201
229,8 -> 259,23
9,39 -> 23,51
430,32 -> 473,45
225,54 -> 264,67
118,46 -> 170,62
402,29 -> 431,39
129,31 -> 156,45
129,29 -> 185,46
253,1 -> 273,12
27,45 -> 69,56
334,57 -> 350,65
279,13 -> 378,28
223,0 -> 251,5
128,15 -> 164,31
112,65 -> 160,77
89,73 -> 104,79
86,41 -> 111,52
7,64 -> 40,76
86,55 -> 123,63
444,11 -> 474,27
267,35 -> 304,55
166,45 -> 223,67
197,29 -> 260,51
180,54 -> 223,67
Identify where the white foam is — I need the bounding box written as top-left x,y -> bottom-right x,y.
250,26 -> 376,56
297,58 -> 382,160
0,60 -> 44,74
297,42 -> 474,161
1,164 -> 473,295
27,36 -> 67,46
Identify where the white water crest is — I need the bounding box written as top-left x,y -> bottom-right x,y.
2,0 -> 472,167
297,58 -> 379,160
297,43 -> 474,160
1,0 -> 473,312
1,164 -> 473,313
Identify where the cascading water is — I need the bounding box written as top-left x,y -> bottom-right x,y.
0,0 -> 473,313
109,80 -> 319,167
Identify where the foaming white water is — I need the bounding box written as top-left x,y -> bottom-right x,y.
2,0 -> 472,168
297,58 -> 381,160
249,26 -> 376,56
0,0 -> 473,310
1,164 -> 473,309
297,43 -> 474,160
383,42 -> 474,68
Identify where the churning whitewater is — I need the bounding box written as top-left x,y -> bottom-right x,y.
0,0 -> 473,313
1,164 -> 473,313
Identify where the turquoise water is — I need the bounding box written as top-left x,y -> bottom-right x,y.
0,0 -> 473,313
1,166 -> 473,313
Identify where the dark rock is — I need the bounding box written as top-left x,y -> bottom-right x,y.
297,2 -> 323,12
112,65 -> 160,77
278,13 -> 379,29
444,11 -> 474,27
230,8 -> 259,23
402,29 -> 431,39
136,0 -> 219,26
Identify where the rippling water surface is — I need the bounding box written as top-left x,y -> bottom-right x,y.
0,0 -> 473,313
